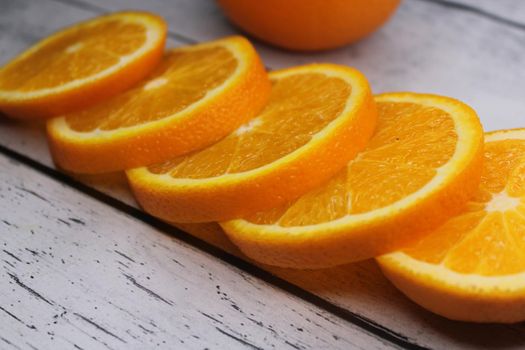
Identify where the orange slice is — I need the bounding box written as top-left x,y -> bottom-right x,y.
0,11 -> 167,119
127,64 -> 376,223
47,36 -> 270,173
378,129 -> 525,323
221,93 -> 484,269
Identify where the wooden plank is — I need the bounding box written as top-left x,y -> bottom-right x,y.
447,0 -> 525,24
1,0 -> 525,349
80,0 -> 525,132
0,153 -> 393,350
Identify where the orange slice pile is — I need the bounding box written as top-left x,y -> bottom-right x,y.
127,64 -> 376,223
47,36 -> 270,173
221,93 -> 484,268
5,9 -> 525,325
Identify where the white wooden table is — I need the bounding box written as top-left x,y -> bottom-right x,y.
1,0 -> 525,349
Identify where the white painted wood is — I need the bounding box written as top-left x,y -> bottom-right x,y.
450,0 -> 525,23
0,153 -> 392,350
1,0 -> 525,349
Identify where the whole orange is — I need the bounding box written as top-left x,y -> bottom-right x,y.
217,0 -> 401,51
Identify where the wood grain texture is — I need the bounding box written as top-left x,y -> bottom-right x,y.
1,0 -> 525,349
448,0 -> 525,24
0,153 -> 393,350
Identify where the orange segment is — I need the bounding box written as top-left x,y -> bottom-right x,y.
222,93 -> 484,269
378,129 -> 525,323
64,46 -> 237,131
127,64 -> 376,223
47,36 -> 270,173
150,72 -> 353,177
0,11 -> 167,119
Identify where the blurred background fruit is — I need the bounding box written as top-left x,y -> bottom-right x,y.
217,0 -> 401,51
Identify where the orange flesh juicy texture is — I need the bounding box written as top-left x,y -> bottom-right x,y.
65,46 -> 237,131
401,138 -> 525,276
0,12 -> 167,119
0,19 -> 148,92
245,101 -> 458,225
148,72 -> 353,177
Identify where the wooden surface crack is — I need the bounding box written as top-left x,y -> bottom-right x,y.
215,327 -> 264,350
72,313 -> 127,343
0,306 -> 36,330
122,273 -> 173,306
3,249 -> 22,263
113,250 -> 136,263
14,185 -> 50,203
7,273 -> 54,306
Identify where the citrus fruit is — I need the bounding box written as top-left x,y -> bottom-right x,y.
0,11 -> 167,119
217,0 -> 400,51
47,36 -> 270,174
221,93 -> 484,269
127,64 -> 376,223
378,129 -> 525,323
